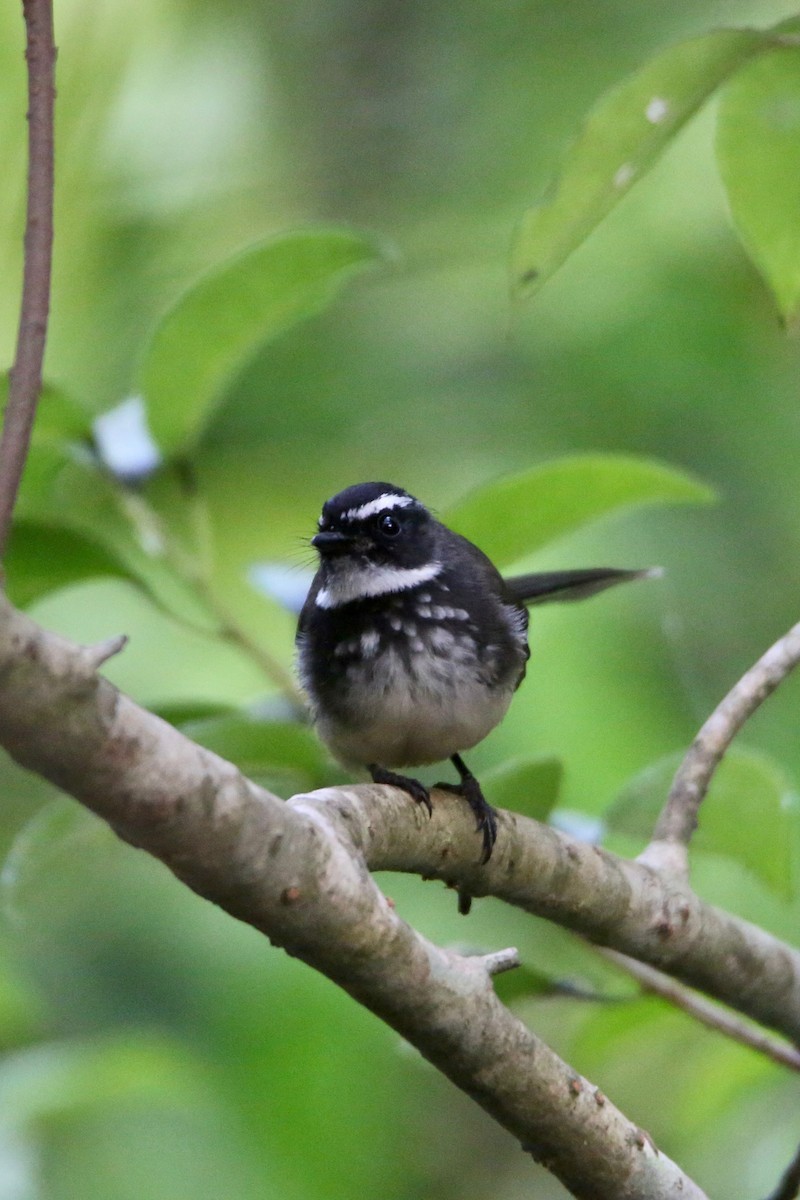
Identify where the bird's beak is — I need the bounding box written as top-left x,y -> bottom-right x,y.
312,530 -> 355,556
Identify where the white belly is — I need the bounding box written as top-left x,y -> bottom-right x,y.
314,646 -> 515,768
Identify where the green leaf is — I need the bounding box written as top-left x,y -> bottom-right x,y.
0,374 -> 92,443
0,376 -> 93,515
13,439 -> 78,512
0,1036 -> 206,1128
444,454 -> 713,568
482,756 -> 562,822
493,962 -> 560,1005
717,45 -> 800,326
1,801 -> 110,928
4,520 -> 127,607
154,701 -> 238,727
27,578 -> 268,711
141,229 -> 382,455
494,953 -> 632,1006
512,28 -> 768,299
19,457 -> 217,630
182,712 -> 331,790
1,379 -> 213,622
609,746 -> 797,899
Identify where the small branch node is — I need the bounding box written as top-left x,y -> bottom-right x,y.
480,947 -> 521,976
636,839 -> 689,878
81,633 -> 129,671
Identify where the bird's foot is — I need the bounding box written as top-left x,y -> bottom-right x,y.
369,764 -> 432,817
435,755 -> 498,866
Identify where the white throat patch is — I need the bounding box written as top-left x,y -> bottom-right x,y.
316,561 -> 442,609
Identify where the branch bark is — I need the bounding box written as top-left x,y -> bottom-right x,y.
0,0 -> 56,557
335,783 -> 800,1043
0,592 -> 711,1200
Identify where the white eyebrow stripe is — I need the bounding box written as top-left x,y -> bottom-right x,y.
316,561 -> 442,608
342,493 -> 415,522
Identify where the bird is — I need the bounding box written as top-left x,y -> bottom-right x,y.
296,481 -> 656,885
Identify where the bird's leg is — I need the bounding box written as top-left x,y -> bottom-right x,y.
435,753 -> 498,866
368,764 -> 432,817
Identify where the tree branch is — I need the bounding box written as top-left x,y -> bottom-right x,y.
3,584 -> 798,1045
0,0 -> 56,558
330,786 -> 800,1044
640,620 -> 800,876
0,592 -> 710,1199
599,948 -> 800,1073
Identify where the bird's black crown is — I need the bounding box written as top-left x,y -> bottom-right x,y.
313,482 -> 435,569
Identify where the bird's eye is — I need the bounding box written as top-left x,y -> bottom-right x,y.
317,515 -> 328,531
377,513 -> 401,537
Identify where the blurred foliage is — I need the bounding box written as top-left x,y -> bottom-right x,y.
2,1 -> 800,1198
481,755 -> 563,823
717,38 -> 800,327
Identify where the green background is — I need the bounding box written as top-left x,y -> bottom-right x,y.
1,1 -> 800,1197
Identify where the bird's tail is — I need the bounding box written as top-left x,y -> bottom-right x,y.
504,566 -> 662,607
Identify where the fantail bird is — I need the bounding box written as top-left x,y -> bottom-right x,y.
296,482 -> 657,875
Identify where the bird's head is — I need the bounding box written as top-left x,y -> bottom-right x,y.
311,482 -> 442,608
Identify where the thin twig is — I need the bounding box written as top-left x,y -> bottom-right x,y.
640,620 -> 800,874
476,947 -> 520,976
0,0 -> 56,558
764,1142 -> 800,1200
80,633 -> 129,672
600,948 -> 800,1074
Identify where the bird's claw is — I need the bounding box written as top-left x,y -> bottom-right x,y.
369,764 -> 432,817
475,804 -> 498,866
434,774 -> 498,864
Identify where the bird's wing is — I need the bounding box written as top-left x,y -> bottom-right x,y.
504,566 -> 662,607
